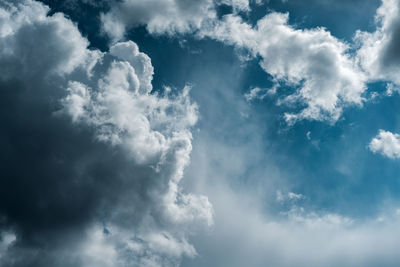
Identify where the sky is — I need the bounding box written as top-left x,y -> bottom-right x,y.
2,0 -> 400,266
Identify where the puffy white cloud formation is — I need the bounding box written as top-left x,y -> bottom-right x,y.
100,0 -> 252,42
0,1 -> 212,266
356,0 -> 400,85
98,0 -> 400,125
369,130 -> 400,159
200,13 -> 367,123
99,0 -> 384,124
101,0 -> 215,41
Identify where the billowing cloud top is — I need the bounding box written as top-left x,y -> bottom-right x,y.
0,1 -> 212,266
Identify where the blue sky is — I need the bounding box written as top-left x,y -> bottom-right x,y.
2,0 -> 400,266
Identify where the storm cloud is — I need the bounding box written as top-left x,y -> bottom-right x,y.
0,1 -> 211,266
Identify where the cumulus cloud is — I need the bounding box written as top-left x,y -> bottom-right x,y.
100,0 -> 253,42
356,0 -> 400,85
200,12 -> 367,123
369,130 -> 400,159
97,0 -> 400,125
100,0 -> 216,42
97,0 -> 376,124
0,1 -> 212,266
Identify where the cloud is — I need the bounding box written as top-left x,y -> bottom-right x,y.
180,93 -> 400,267
356,0 -> 400,85
276,190 -> 304,202
100,0 -> 252,42
200,12 -> 367,123
369,130 -> 400,159
0,230 -> 15,259
100,0 -> 216,42
184,157 -> 400,267
0,1 -> 211,266
244,86 -> 277,102
385,82 -> 400,96
98,0 -> 374,124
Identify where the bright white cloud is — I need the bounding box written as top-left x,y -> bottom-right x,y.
100,0 -> 253,42
200,12 -> 367,123
356,0 -> 400,85
369,130 -> 400,159
0,0 -> 99,78
99,0 -> 374,124
101,0 -> 217,42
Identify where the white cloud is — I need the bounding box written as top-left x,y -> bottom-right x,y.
100,0 -> 253,42
356,0 -> 400,85
276,190 -> 304,202
369,130 -> 400,159
385,82 -> 400,96
200,12 -> 367,123
0,0 -> 100,78
98,0 -> 374,124
98,0 -> 400,125
244,85 -> 277,101
101,0 -> 217,42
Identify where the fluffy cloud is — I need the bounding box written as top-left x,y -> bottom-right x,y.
0,1 -> 212,266
356,0 -> 400,85
99,0 -> 373,124
101,0 -> 216,42
98,0 -> 400,125
100,0 -> 253,42
369,130 -> 400,159
200,13 -> 367,123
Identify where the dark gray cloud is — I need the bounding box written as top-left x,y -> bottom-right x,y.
0,1 -> 212,266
